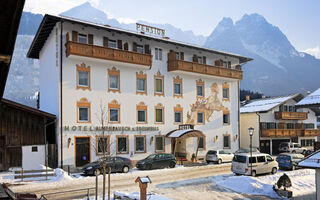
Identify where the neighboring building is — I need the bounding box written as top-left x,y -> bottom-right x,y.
298,150 -> 320,200
240,94 -> 319,155
28,14 -> 252,167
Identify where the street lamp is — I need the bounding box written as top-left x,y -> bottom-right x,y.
248,127 -> 254,176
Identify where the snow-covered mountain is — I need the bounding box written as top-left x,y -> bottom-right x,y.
4,3 -> 320,107
205,14 -> 320,96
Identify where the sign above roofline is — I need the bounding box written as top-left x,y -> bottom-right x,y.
136,23 -> 165,37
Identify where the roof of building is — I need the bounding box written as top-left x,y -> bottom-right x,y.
298,150 -> 320,169
166,129 -> 205,138
240,93 -> 303,113
296,88 -> 320,107
0,0 -> 25,99
1,98 -> 56,120
27,14 -> 253,64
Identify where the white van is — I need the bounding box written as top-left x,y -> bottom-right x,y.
231,153 -> 278,176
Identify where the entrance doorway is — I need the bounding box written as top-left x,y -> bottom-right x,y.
272,139 -> 290,155
75,137 -> 91,167
260,140 -> 270,154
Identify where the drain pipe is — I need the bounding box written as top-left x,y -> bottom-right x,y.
60,21 -> 64,168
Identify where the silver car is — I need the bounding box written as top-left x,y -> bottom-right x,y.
206,150 -> 234,164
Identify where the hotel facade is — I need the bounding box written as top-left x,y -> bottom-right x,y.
28,15 -> 252,167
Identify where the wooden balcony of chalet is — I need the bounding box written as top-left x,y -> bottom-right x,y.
274,111 -> 308,120
65,41 -> 152,67
167,52 -> 243,80
261,128 -> 320,138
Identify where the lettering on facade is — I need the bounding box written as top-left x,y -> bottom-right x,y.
64,126 -> 159,132
136,23 -> 165,36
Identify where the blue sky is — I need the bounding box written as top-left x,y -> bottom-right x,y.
24,0 -> 320,54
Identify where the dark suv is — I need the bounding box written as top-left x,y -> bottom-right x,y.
136,153 -> 176,170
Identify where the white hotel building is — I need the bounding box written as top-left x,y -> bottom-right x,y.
27,15 -> 252,167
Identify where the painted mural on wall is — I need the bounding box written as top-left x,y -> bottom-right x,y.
186,82 -> 226,124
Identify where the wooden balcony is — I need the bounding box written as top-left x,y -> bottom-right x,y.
65,41 -> 152,67
303,129 -> 320,136
261,129 -> 303,138
167,52 -> 243,80
274,111 -> 308,120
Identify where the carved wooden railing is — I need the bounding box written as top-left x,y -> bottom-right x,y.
274,111 -> 308,120
261,129 -> 320,137
304,129 -> 320,136
167,52 -> 243,80
65,41 -> 152,66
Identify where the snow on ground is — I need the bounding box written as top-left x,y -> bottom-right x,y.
213,169 -> 315,199
81,191 -> 170,200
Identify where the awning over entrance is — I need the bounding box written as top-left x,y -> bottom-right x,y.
166,129 -> 205,138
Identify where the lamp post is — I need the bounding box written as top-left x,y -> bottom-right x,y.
248,127 -> 254,176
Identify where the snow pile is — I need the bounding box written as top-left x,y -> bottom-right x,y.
81,191 -> 170,200
213,169 -> 315,198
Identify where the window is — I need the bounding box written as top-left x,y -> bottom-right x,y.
286,123 -> 294,129
155,108 -> 164,123
266,156 -> 273,162
174,112 -> 182,123
301,139 -> 315,147
222,83 -> 229,100
32,146 -> 38,152
108,40 -> 117,48
155,136 -> 165,152
154,71 -> 164,96
97,136 -> 109,155
266,122 -> 276,129
197,112 -> 204,124
173,76 -> 183,98
78,34 -> 87,44
196,80 -> 204,98
135,136 -> 146,153
155,48 -> 162,60
198,137 -> 205,150
108,100 -> 120,124
223,135 -> 230,149
304,123 -> 315,129
257,156 -> 266,163
109,75 -> 119,89
109,109 -> 119,122
77,98 -> 91,123
223,112 -> 230,125
249,157 -> 257,163
137,45 -> 144,53
76,63 -> 90,90
108,67 -> 120,92
117,136 -> 128,154
136,71 -> 147,95
198,56 -> 203,64
137,102 -> 147,124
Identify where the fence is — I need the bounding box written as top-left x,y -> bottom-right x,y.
14,168 -> 55,181
40,187 -> 96,200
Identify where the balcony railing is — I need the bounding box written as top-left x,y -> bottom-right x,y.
65,41 -> 152,67
261,129 -> 320,137
167,52 -> 243,80
274,111 -> 308,120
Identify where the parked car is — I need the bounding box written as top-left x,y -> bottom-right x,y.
235,148 -> 260,154
206,150 -> 234,164
136,153 -> 176,170
278,142 -> 307,154
0,184 -> 38,200
303,150 -> 314,157
231,153 -> 278,177
276,153 -> 304,170
82,156 -> 133,175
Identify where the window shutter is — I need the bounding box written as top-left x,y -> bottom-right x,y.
88,34 -> 93,45
103,37 -> 108,47
124,42 -> 129,50
228,61 -> 231,68
203,56 -> 206,64
215,59 -> 223,66
180,52 -> 184,60
192,55 -> 198,62
133,42 -> 137,52
72,31 -> 78,42
144,44 -> 150,54
117,40 -> 123,50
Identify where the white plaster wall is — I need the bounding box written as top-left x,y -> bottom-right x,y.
41,22 -> 242,166
22,145 -> 45,170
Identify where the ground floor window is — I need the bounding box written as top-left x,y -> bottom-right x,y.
155,136 -> 165,152
96,136 -> 109,155
300,139 -> 315,147
198,137 -> 205,150
117,136 -> 128,154
135,136 -> 146,153
223,135 -> 230,149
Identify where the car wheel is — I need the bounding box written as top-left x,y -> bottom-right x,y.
146,164 -> 152,170
271,167 -> 277,174
169,162 -> 176,168
217,159 -> 222,164
94,169 -> 100,176
206,161 -> 211,164
302,150 -> 306,155
292,165 -> 296,171
122,166 -> 129,173
251,170 -> 256,177
292,150 -> 296,153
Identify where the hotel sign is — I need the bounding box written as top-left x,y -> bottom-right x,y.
64,125 -> 159,132
136,23 -> 165,36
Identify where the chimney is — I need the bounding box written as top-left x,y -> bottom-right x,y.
246,95 -> 250,101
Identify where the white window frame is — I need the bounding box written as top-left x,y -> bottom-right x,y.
108,39 -> 117,49
78,71 -> 89,87
78,107 -> 89,122
197,112 -> 204,124
174,83 -> 182,95
109,75 -> 119,90
135,136 -> 146,153
78,34 -> 88,44
174,111 -> 182,123
137,78 -> 146,92
109,108 -> 119,122
137,109 -> 146,123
